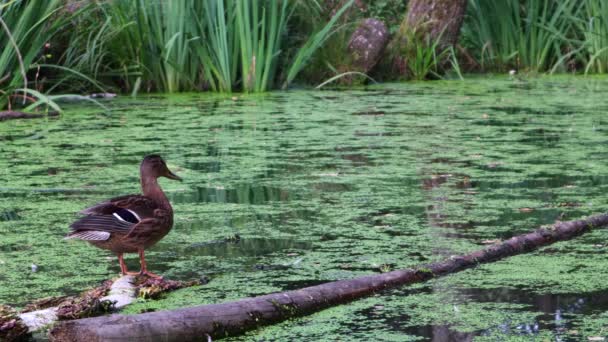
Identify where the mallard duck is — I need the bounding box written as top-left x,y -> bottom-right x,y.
66,155 -> 181,278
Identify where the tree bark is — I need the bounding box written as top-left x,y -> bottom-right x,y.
50,213 -> 608,342
1,276 -> 199,341
405,0 -> 468,48
348,18 -> 389,74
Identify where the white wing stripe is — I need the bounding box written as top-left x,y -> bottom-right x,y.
127,208 -> 141,222
112,209 -> 141,223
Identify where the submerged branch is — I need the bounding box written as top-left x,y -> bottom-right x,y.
0,111 -> 59,121
49,213 -> 608,341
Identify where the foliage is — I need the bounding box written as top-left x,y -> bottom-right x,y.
462,0 -> 579,72
461,0 -> 608,74
296,20 -> 356,86
392,23 -> 452,80
236,0 -> 289,92
79,0 -> 204,94
576,0 -> 608,74
363,0 -> 408,35
6,0 -> 608,100
0,0 -> 66,109
58,0 -> 353,94
283,0 -> 354,88
0,1 -> 106,111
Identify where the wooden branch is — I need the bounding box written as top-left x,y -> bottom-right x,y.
18,276 -> 136,333
98,275 -> 137,310
1,276 -> 198,341
49,213 -> 608,342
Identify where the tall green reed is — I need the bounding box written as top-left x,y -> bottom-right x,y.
236,0 -> 288,92
107,0 -> 200,93
463,0 -> 578,72
197,0 -> 352,92
578,0 -> 608,73
0,0 -> 66,109
196,0 -> 239,92
396,25 -> 451,80
67,0 -> 351,93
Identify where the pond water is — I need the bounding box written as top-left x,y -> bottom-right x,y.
2,76 -> 608,341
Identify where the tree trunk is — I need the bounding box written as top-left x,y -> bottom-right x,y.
348,18 -> 389,74
405,0 -> 468,48
50,213 -> 608,342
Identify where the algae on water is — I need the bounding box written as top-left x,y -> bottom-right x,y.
2,76 -> 608,340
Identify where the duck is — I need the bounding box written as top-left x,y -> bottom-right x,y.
66,155 -> 181,278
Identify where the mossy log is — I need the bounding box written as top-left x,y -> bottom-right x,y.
50,213 -> 608,342
1,276 -> 198,341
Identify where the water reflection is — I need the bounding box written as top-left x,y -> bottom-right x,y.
184,160 -> 221,173
358,287 -> 608,341
471,287 -> 608,341
471,174 -> 608,190
171,184 -> 291,204
184,237 -> 311,258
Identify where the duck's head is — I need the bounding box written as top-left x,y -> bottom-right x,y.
140,155 -> 182,181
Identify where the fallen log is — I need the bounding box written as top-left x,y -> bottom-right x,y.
1,276 -> 199,341
49,213 -> 608,341
1,276 -> 135,341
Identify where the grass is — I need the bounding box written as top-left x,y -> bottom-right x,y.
57,0 -> 353,94
236,0 -> 289,92
0,0 -> 105,112
105,0 -> 200,93
578,0 -> 608,73
5,0 -> 608,101
197,0 -> 238,92
461,0 -> 608,74
462,0 -> 579,72
391,22 -> 452,80
0,0 -> 66,109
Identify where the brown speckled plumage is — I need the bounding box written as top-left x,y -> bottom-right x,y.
67,155 -> 181,277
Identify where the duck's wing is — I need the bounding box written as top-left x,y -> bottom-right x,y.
67,195 -> 161,241
80,194 -> 159,218
67,214 -> 134,240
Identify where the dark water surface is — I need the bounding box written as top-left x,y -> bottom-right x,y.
2,76 -> 608,340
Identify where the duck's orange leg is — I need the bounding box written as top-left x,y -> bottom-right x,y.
138,249 -> 162,278
117,253 -> 139,276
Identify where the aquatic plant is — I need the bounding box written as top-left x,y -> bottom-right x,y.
575,0 -> 608,74
0,0 -> 65,109
392,23 -> 452,80
462,0 -> 579,72
0,1 -> 107,112
64,0 -> 352,94
88,0 -> 203,93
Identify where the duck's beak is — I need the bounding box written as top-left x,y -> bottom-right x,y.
166,169 -> 182,181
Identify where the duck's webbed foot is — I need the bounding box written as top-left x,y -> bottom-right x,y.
137,249 -> 163,279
